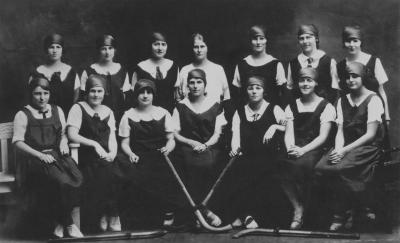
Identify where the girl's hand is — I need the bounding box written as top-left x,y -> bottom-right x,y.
229,147 -> 241,157
287,145 -> 304,158
129,152 -> 139,163
329,148 -> 345,164
193,144 -> 207,153
94,143 -> 108,159
263,125 -> 277,144
160,143 -> 174,156
190,141 -> 203,150
277,118 -> 287,126
37,152 -> 56,164
103,153 -> 115,163
59,140 -> 70,155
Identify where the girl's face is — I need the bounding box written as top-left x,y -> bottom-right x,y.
188,78 -> 205,97
247,84 -> 264,103
298,34 -> 317,53
346,73 -> 363,90
99,45 -> 115,62
152,40 -> 167,59
31,86 -> 50,110
47,44 -> 63,61
298,77 -> 317,96
251,35 -> 267,54
137,88 -> 153,106
344,38 -> 362,55
193,40 -> 208,62
87,87 -> 105,106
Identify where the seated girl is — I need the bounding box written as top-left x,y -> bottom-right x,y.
212,75 -> 286,229
280,68 -> 335,229
117,79 -> 187,227
67,74 -> 122,233
13,77 -> 83,238
172,69 -> 226,226
315,62 -> 384,231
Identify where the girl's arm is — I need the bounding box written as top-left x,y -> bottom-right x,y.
160,132 -> 176,155
342,122 -> 379,153
15,141 -> 55,164
68,126 -> 107,158
284,119 -> 295,150
300,122 -> 332,154
378,84 -> 390,123
120,136 -> 139,163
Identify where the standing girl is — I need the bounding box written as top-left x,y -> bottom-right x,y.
13,77 -> 83,238
173,69 -> 226,226
80,35 -> 131,122
68,74 -> 122,232
177,33 -> 230,103
232,25 -> 287,107
29,34 -> 80,113
131,31 -> 179,113
287,24 -> 340,104
280,68 -> 335,229
315,62 -> 384,231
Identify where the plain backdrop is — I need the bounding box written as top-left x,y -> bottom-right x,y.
0,0 -> 398,148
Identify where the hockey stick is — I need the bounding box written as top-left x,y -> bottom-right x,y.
48,229 -> 167,242
163,154 -> 232,232
232,228 -> 360,239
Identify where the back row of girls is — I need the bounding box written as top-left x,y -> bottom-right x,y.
16,24 -> 390,238
28,24 -> 390,122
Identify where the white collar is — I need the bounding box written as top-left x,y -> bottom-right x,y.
138,59 -> 173,79
244,100 -> 269,120
345,90 -> 375,107
37,63 -> 72,81
179,96 -> 217,114
298,49 -> 326,63
345,52 -> 371,65
244,54 -> 276,66
91,63 -> 121,75
78,101 -> 111,119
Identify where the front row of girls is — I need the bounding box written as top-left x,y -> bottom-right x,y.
14,60 -> 385,238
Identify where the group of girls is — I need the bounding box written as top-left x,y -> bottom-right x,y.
13,23 -> 390,238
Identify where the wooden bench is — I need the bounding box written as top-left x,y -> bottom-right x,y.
0,121 -> 80,228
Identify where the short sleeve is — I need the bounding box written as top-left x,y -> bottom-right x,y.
214,111 -> 227,134
80,70 -> 88,91
12,111 -> 28,144
118,113 -> 131,138
336,98 -> 343,124
330,59 -> 340,90
57,107 -> 67,135
164,112 -> 175,133
67,104 -> 83,130
232,65 -> 241,88
320,103 -> 336,124
273,105 -> 286,123
367,96 -> 384,123
231,111 -> 241,150
74,74 -> 81,90
131,71 -> 138,91
121,73 -> 131,92
276,62 -> 287,86
374,58 -> 388,84
171,108 -> 181,131
285,105 -> 294,121
219,66 -> 231,100
108,111 -> 116,131
286,63 -> 293,90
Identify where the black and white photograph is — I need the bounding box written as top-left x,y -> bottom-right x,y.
0,0 -> 399,242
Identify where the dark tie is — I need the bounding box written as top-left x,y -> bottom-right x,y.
93,113 -> 100,121
307,58 -> 313,67
50,72 -> 62,104
39,110 -> 49,119
156,66 -> 163,80
105,72 -> 112,96
252,113 -> 259,122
